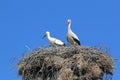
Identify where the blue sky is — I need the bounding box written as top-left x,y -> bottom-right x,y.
0,0 -> 120,80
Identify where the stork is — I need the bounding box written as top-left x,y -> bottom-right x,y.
43,31 -> 65,47
66,19 -> 81,46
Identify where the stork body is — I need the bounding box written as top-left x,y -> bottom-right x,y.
43,31 -> 65,47
66,19 -> 81,46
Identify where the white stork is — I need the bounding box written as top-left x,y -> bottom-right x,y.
43,31 -> 65,47
66,19 -> 81,46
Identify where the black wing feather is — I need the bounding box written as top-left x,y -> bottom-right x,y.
72,36 -> 81,45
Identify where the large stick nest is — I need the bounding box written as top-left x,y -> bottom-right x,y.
18,46 -> 114,80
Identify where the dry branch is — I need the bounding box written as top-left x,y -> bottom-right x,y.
18,46 -> 114,80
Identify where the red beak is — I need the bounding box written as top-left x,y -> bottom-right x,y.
67,22 -> 70,26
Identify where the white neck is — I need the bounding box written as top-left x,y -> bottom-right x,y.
46,33 -> 50,39
68,23 -> 71,31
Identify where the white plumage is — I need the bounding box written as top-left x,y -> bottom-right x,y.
66,19 -> 81,46
43,31 -> 65,47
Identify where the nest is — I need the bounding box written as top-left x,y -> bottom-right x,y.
18,46 -> 114,80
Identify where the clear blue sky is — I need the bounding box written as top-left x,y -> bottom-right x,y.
0,0 -> 120,80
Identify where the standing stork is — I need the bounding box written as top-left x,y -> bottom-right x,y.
66,19 -> 81,46
43,31 -> 65,47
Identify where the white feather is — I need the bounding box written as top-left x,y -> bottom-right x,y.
44,31 -> 65,47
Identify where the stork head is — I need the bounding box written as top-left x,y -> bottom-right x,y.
42,31 -> 50,38
67,19 -> 71,27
